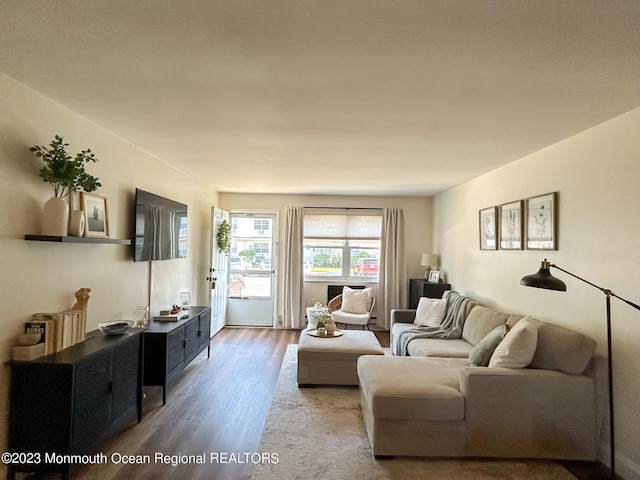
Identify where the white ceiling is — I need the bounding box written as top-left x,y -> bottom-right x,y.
1,1 -> 638,196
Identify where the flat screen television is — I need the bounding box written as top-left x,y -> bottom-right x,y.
134,189 -> 188,262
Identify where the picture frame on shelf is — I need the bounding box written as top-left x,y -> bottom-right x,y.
479,206 -> 498,250
427,270 -> 441,283
525,192 -> 557,250
499,200 -> 523,250
81,192 -> 109,238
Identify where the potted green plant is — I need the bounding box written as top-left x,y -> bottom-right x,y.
29,135 -> 101,236
315,307 -> 335,335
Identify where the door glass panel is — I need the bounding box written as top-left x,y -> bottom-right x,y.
229,215 -> 273,299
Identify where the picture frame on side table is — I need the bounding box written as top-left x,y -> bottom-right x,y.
428,270 -> 441,283
499,200 -> 523,250
81,192 -> 109,238
479,206 -> 498,250
525,192 -> 557,250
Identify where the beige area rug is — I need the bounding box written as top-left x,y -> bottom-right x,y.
252,344 -> 577,480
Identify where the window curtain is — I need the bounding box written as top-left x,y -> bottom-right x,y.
377,208 -> 407,329
283,206 -> 304,328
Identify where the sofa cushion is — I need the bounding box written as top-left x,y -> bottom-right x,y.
469,324 -> 508,366
414,297 -> 447,327
462,306 -> 511,346
489,317 -> 538,368
528,318 -> 597,374
357,356 -> 466,421
408,338 -> 473,358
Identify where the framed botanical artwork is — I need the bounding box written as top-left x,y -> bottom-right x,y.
498,200 -> 523,250
81,192 -> 110,238
525,192 -> 557,250
428,270 -> 441,283
479,206 -> 498,250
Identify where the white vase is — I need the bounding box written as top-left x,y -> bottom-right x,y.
42,196 -> 69,236
325,317 -> 337,335
69,210 -> 85,237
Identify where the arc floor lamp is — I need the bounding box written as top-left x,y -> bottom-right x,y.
521,259 -> 640,480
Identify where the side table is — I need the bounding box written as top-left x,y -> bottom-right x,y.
409,279 -> 452,309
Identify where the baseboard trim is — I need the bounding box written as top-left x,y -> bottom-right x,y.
598,441 -> 640,480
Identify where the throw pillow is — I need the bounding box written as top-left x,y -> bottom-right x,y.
468,324 -> 508,366
413,297 -> 448,327
488,317 -> 538,369
341,287 -> 369,314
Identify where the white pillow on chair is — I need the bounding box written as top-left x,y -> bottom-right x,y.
342,287 -> 371,314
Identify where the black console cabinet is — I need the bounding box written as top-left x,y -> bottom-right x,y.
7,328 -> 143,480
143,306 -> 211,405
409,279 -> 452,309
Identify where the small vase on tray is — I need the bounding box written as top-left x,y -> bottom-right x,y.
325,317 -> 337,335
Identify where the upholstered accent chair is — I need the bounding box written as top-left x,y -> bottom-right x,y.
328,287 -> 375,329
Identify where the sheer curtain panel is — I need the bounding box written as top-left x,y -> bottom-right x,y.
378,208 -> 407,329
283,206 -> 304,328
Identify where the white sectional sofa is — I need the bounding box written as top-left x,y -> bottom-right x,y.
357,294 -> 599,460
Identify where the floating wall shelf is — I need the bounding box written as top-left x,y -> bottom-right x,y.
25,235 -> 132,245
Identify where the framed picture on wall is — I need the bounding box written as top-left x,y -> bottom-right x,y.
525,192 -> 557,250
81,192 -> 110,238
479,206 -> 498,250
498,200 -> 523,250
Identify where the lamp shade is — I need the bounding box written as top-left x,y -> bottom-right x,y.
421,253 -> 438,267
520,259 -> 567,291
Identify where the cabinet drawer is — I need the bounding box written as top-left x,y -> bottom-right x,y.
72,396 -> 110,454
199,310 -> 211,347
74,350 -> 112,404
167,329 -> 185,375
185,318 -> 200,361
112,335 -> 140,422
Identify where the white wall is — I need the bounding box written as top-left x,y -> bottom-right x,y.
219,193 -> 432,324
433,107 -> 640,479
0,72 -> 217,465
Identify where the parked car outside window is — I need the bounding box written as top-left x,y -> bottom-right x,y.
353,258 -> 379,276
230,256 -> 250,270
260,258 -> 272,271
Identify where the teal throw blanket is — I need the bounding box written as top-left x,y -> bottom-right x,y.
393,291 -> 475,356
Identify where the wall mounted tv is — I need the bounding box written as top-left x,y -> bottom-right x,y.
134,189 -> 188,262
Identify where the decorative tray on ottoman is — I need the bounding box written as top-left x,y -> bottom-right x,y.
307,329 -> 343,338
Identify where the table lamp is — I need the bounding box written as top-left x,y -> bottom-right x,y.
421,253 -> 438,279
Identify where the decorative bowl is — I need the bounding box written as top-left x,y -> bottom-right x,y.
98,320 -> 134,335
18,332 -> 43,346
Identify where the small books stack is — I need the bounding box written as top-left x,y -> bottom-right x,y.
153,311 -> 190,322
23,310 -> 87,355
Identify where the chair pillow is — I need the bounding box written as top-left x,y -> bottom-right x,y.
468,324 -> 507,366
413,297 -> 448,327
342,287 -> 369,314
488,317 -> 538,369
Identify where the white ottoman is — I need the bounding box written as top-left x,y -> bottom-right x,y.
297,330 -> 384,386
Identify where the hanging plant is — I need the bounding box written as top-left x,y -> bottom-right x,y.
217,219 -> 231,254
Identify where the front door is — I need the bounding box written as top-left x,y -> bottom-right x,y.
225,212 -> 276,327
208,207 -> 229,336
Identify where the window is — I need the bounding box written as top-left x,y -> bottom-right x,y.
303,212 -> 382,280
253,242 -> 269,255
254,219 -> 270,231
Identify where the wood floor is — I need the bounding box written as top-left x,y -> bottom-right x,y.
65,327 -> 611,480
